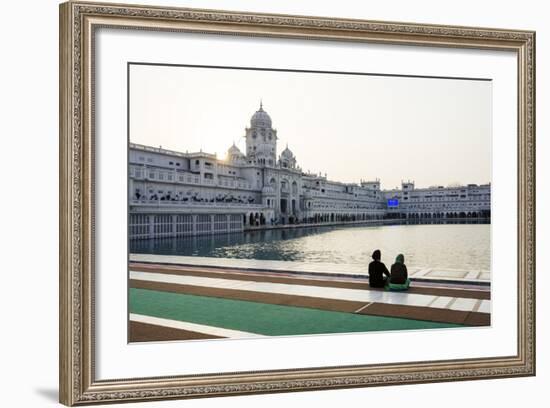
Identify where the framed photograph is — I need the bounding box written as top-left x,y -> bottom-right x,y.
59,1 -> 536,405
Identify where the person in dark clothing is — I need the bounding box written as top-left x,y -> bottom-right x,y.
368,249 -> 390,288
388,253 -> 411,291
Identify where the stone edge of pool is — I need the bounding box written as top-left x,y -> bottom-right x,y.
129,254 -> 491,287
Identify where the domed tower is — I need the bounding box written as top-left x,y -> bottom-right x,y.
245,102 -> 277,166
279,145 -> 297,169
227,143 -> 245,165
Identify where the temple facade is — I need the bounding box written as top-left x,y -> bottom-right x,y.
129,104 -> 490,239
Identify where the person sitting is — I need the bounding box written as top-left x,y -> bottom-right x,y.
387,253 -> 411,291
368,249 -> 390,288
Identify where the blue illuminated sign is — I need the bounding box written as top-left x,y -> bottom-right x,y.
387,199 -> 399,207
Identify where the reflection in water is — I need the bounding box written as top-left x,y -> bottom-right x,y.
130,222 -> 491,271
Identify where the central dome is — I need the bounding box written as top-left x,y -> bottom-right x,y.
250,102 -> 272,128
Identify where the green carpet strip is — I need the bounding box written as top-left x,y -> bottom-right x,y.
129,288 -> 463,336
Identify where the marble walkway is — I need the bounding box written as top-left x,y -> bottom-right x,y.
130,254 -> 491,284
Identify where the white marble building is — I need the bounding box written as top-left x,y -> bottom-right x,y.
384,181 -> 491,220
129,104 -> 490,239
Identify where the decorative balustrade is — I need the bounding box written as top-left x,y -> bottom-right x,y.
130,199 -> 264,209
130,166 -> 253,190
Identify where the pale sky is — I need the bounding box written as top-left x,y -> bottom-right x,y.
129,64 -> 492,190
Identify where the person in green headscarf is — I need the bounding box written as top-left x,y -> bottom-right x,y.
387,253 -> 411,291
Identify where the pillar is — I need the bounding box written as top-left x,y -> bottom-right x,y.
148,214 -> 155,239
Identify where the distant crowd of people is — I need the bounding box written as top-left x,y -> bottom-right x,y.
368,249 -> 411,291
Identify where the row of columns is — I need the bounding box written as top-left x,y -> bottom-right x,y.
137,213 -> 245,239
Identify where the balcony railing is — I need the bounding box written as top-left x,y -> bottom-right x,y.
130,167 -> 253,190
130,199 -> 264,209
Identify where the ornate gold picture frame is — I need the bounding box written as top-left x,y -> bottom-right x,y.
59,1 -> 535,405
